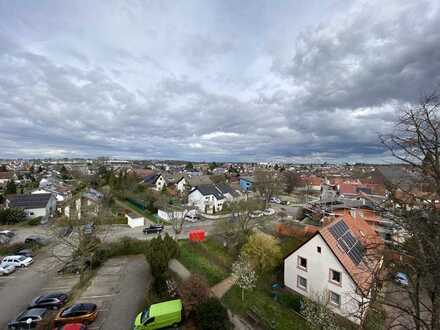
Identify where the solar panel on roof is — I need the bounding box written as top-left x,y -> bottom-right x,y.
329,220 -> 365,265
329,220 -> 349,239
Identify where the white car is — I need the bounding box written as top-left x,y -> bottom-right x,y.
270,197 -> 282,204
0,264 -> 16,276
250,210 -> 264,218
263,208 -> 275,216
185,214 -> 199,223
1,255 -> 33,268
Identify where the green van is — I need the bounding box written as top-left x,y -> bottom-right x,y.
134,299 -> 182,330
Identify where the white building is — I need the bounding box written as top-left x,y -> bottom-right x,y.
175,177 -> 187,194
188,183 -> 240,214
284,211 -> 383,324
125,213 -> 145,228
6,193 -> 56,222
143,173 -> 166,191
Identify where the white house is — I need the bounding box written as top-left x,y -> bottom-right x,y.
284,211 -> 383,324
188,183 -> 240,214
143,173 -> 166,191
6,193 -> 56,222
175,177 -> 187,194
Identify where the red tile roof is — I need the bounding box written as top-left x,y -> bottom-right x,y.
319,210 -> 383,294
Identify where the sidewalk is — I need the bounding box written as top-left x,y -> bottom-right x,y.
211,275 -> 237,298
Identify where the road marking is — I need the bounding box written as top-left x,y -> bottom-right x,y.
0,275 -> 16,279
80,294 -> 116,299
41,286 -> 72,290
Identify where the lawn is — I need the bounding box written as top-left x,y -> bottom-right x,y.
222,283 -> 310,330
178,238 -> 234,285
115,198 -> 159,223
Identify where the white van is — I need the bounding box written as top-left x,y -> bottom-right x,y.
1,255 -> 33,268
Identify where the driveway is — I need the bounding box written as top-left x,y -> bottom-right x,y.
77,255 -> 151,330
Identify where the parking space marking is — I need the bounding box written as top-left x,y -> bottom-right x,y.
80,294 -> 116,299
41,286 -> 72,291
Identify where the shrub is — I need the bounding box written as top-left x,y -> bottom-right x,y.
145,234 -> 179,274
0,208 -> 27,225
194,297 -> 232,330
26,217 -> 42,226
153,273 -> 169,297
179,274 -> 210,316
278,292 -> 303,313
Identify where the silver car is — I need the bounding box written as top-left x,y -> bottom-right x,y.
1,255 -> 33,268
0,264 -> 16,276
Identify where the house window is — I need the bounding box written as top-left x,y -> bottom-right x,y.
329,269 -> 342,285
329,291 -> 341,307
297,275 -> 307,291
317,246 -> 321,253
297,256 -> 307,270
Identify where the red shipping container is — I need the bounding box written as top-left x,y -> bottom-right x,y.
189,229 -> 205,242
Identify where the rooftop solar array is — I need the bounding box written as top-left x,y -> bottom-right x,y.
329,220 -> 365,265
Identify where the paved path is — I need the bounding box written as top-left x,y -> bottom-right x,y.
77,255 -> 150,330
211,275 -> 237,299
169,259 -> 191,281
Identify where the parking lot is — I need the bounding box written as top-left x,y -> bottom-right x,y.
76,255 -> 151,330
0,248 -> 79,329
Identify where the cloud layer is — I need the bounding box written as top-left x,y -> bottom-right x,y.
1,0 -> 439,162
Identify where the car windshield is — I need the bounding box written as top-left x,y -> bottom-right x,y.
140,308 -> 149,323
18,256 -> 27,261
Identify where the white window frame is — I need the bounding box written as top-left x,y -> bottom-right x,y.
297,256 -> 307,271
329,269 -> 342,285
297,275 -> 307,291
329,290 -> 341,307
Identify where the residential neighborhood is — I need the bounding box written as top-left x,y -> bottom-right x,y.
1,1 -> 440,330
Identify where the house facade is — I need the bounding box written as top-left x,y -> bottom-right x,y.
188,183 -> 239,214
284,211 -> 383,324
6,193 -> 56,222
176,177 -> 187,194
239,177 -> 254,191
144,173 -> 166,191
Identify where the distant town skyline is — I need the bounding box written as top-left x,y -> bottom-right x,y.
1,0 -> 439,162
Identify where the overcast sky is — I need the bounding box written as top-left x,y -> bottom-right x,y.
1,0 -> 439,162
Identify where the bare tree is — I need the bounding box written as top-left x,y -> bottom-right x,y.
254,169 -> 282,207
378,90 -> 440,330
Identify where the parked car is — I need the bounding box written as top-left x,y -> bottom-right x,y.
185,214 -> 199,223
0,230 -> 15,238
270,197 -> 281,204
0,235 -> 11,245
143,224 -> 164,235
394,272 -> 409,286
1,255 -> 33,268
28,292 -> 69,310
134,299 -> 182,330
83,223 -> 95,235
250,210 -> 264,218
280,200 -> 289,205
55,324 -> 87,330
25,235 -> 50,246
8,308 -> 48,329
263,208 -> 275,216
0,264 -> 16,276
53,303 -> 98,327
17,249 -> 33,258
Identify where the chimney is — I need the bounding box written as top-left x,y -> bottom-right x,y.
350,208 -> 357,219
